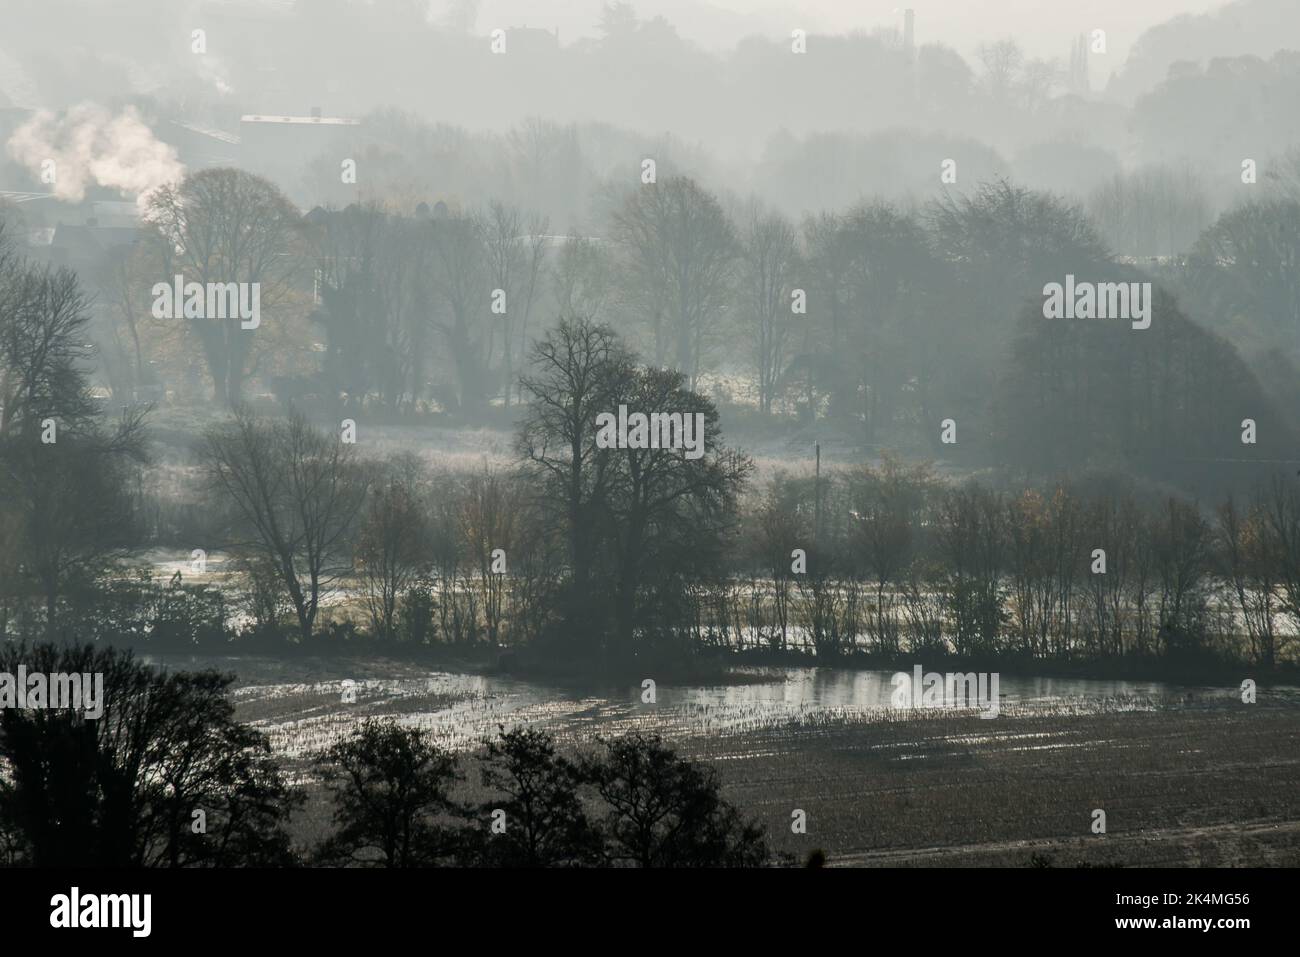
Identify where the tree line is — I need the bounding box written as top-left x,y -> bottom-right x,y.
4,259 -> 1298,673
66,168 -> 1300,503
5,172 -> 1300,673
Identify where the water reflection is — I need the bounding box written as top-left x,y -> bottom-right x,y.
140,655 -> 1281,759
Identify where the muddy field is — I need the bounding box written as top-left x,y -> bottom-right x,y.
161,655 -> 1300,866
684,706 -> 1300,866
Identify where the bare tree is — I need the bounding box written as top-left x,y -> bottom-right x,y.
201,407 -> 368,642
0,256 -> 148,635
358,460 -> 429,642
144,168 -> 306,406
310,203 -> 425,413
610,177 -> 736,388
0,263 -> 98,438
850,457 -> 932,655
479,203 -> 550,408
553,234 -> 615,322
933,483 -> 1006,656
1151,497 -> 1212,657
428,214 -> 491,413
1217,494 -> 1282,668
458,466 -> 519,646
1261,475 -> 1300,662
736,201 -> 799,416
978,39 -> 1024,103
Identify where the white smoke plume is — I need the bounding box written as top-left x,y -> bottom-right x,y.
5,103 -> 185,206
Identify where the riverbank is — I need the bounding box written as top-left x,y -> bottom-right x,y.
104,630 -> 1300,689
717,645 -> 1300,687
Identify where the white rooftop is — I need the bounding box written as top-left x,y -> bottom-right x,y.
240,114 -> 360,126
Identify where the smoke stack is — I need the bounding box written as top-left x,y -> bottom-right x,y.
310,106 -> 322,120
903,9 -> 915,59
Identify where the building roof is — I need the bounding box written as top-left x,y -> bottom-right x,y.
240,114 -> 360,126
0,189 -> 58,204
51,222 -> 143,256
169,120 -> 241,145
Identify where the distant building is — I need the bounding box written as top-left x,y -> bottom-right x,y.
239,111 -> 361,183
0,193 -> 142,269
47,218 -> 142,273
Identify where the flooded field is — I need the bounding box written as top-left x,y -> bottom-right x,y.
144,653 -> 1293,759
143,654 -> 1300,865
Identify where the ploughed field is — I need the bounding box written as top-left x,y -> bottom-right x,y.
161,655 -> 1300,866
681,705 -> 1300,866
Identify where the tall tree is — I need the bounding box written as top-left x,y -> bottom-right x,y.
144,168 -> 306,406
428,213 -> 491,414
516,318 -> 633,647
736,201 -> 799,416
0,248 -> 148,635
611,177 -> 736,387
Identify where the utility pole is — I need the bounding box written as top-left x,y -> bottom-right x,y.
814,441 -> 821,550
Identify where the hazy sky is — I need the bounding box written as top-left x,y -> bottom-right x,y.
481,0 -> 1230,65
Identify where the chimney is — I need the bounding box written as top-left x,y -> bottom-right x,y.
310,106 -> 322,120
903,9 -> 915,59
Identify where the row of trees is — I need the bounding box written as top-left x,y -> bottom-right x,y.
187,317 -> 747,668
316,719 -> 768,868
0,221 -> 148,639
0,644 -> 770,868
739,462 -> 1300,669
185,316 -> 1299,671
4,199 -> 1297,672
4,220 -> 1297,675
307,198 -> 551,414
28,162 -> 1285,512
298,178 -> 1300,494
